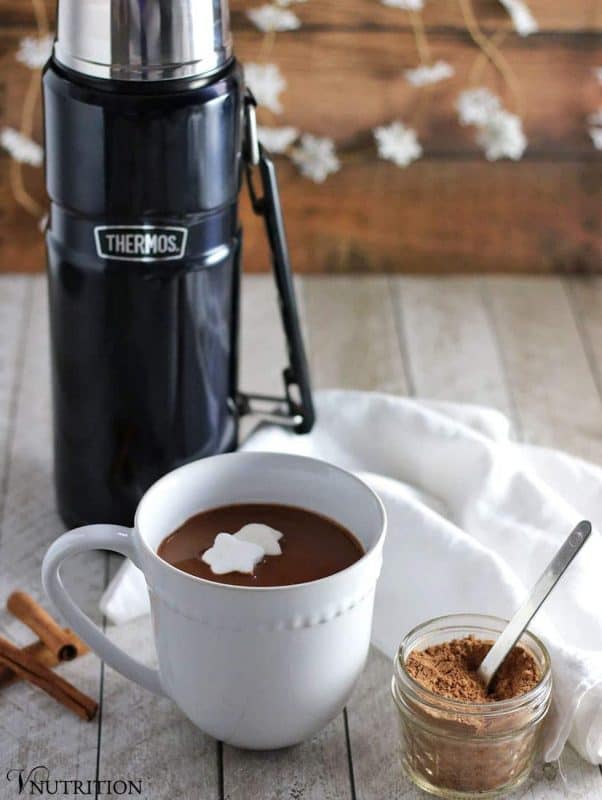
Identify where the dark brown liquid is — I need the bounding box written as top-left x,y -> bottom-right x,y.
157,503 -> 364,587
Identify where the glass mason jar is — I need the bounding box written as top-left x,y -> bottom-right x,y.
391,614 -> 552,798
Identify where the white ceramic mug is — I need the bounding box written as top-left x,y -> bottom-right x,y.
42,452 -> 386,749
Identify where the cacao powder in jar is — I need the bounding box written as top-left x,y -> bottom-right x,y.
393,634 -> 552,797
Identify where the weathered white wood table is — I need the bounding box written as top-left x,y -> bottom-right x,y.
1,274 -> 601,799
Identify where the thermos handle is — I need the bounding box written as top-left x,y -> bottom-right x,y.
239,92 -> 315,435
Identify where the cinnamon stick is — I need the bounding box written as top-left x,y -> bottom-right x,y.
0,635 -> 98,720
7,591 -> 89,661
0,640 -> 59,689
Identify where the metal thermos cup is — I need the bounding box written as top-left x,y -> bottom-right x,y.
44,0 -> 314,527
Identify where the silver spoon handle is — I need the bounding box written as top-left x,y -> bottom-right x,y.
478,520 -> 592,689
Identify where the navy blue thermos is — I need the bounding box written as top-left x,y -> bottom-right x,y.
43,0 -> 314,527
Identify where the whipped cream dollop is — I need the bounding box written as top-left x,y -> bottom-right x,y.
234,523 -> 283,555
201,524 -> 283,575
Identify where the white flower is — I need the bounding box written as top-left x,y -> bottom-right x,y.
247,4 -> 301,32
245,63 -> 286,113
381,0 -> 424,9
16,34 -> 54,69
373,121 -> 422,168
457,88 -> 527,161
457,88 -> 501,126
589,128 -> 602,150
498,0 -> 538,36
291,134 -> 340,183
588,110 -> 602,151
258,125 -> 299,153
476,109 -> 527,160
587,110 -> 602,127
405,60 -> 454,87
0,128 -> 43,166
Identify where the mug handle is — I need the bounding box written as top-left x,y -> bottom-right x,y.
42,525 -> 163,695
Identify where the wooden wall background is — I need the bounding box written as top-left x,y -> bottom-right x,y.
0,0 -> 600,273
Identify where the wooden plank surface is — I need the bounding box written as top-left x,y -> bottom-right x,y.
241,159 -> 600,275
98,617 -> 220,799
231,0 -> 602,33
0,278 -> 102,788
236,31 -> 601,154
0,0 -> 54,29
0,275 -> 601,800
0,275 -> 29,503
223,719 -> 353,800
394,274 -> 602,465
239,274 -> 293,398
345,649 -> 411,800
567,277 -> 602,403
0,162 -> 45,274
1,6 -> 600,276
303,276 -> 408,394
238,273 -> 307,439
393,276 -> 513,415
1,0 -> 599,33
483,276 -> 602,463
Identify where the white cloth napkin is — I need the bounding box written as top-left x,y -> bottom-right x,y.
100,390 -> 602,764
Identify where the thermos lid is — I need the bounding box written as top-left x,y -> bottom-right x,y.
54,0 -> 233,81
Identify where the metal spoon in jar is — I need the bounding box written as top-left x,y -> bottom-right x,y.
477,520 -> 592,690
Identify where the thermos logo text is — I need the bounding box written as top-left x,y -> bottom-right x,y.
94,226 -> 188,262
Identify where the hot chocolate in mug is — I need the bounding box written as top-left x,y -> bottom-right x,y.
42,452 -> 386,748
